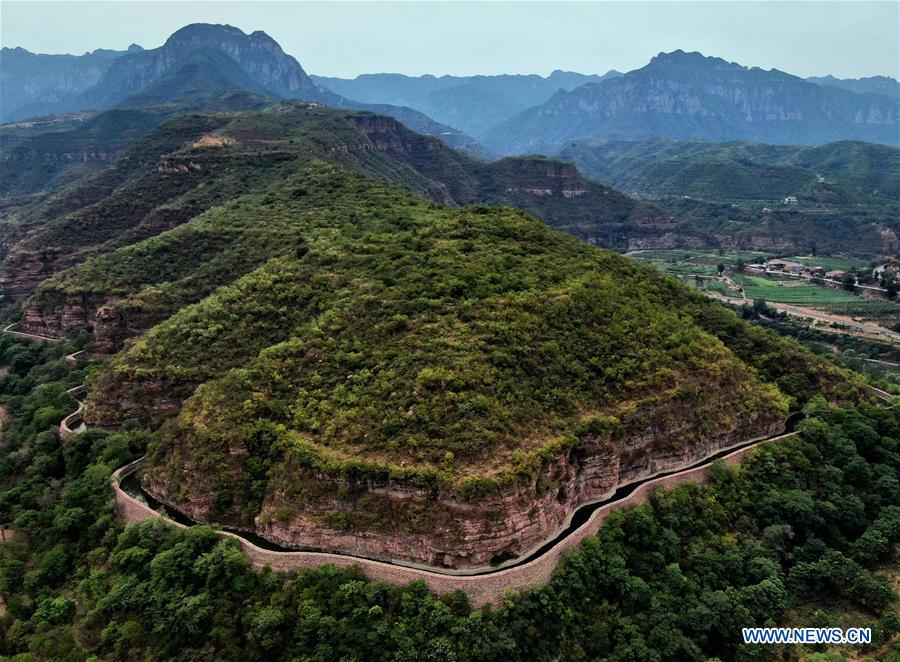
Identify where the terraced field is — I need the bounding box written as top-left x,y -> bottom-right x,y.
730,274 -> 899,320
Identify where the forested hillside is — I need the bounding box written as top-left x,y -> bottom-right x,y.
562,139 -> 900,204
2,10 -> 898,661
1,103 -> 668,315
0,99 -> 858,570
561,139 -> 900,257
0,337 -> 896,658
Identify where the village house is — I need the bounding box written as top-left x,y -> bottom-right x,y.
767,260 -> 805,274
873,263 -> 896,279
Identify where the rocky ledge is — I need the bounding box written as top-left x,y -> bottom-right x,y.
139,392 -> 783,569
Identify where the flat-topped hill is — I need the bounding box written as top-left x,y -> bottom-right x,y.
78,165 -> 853,568
2,104 -> 858,568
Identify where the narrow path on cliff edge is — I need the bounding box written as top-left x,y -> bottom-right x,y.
109,412 -> 804,577
2,322 -> 65,344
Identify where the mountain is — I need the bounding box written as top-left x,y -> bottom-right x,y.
1,24 -> 482,152
2,106 -> 848,569
0,44 -> 140,122
561,138 -> 900,256
311,70 -> 622,136
807,74 -> 900,99
563,138 -> 900,202
47,24 -> 322,112
1,104 -> 669,316
105,46 -> 277,108
486,50 -> 900,154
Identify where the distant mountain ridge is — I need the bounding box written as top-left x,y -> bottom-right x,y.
0,45 -> 140,122
486,50 -> 900,153
806,74 -> 900,99
0,24 -> 482,151
77,24 -> 324,109
560,137 -> 900,256
562,138 -> 900,203
5,34 -> 897,157
311,70 -> 622,136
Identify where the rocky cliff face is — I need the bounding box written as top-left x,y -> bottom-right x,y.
0,46 -> 132,122
140,391 -> 783,568
79,24 -> 324,109
0,247 -> 63,301
487,50 -> 900,154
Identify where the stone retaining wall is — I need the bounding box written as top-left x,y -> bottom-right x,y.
110,431 -> 796,608
59,385 -> 87,441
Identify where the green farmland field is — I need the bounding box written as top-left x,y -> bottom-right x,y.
742,283 -> 863,305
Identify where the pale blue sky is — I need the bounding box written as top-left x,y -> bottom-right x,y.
2,1 -> 897,79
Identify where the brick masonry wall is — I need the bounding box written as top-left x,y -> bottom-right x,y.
110,432 -> 796,608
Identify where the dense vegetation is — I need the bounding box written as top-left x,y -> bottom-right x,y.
741,309 -> 900,395
3,108 -> 855,553
560,139 -> 900,258
1,344 -> 897,660
562,139 -> 900,205
62,162 -> 859,533
4,104 -> 664,315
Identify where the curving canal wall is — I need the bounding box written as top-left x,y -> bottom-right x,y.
110,431 -> 796,607
59,385 -> 87,441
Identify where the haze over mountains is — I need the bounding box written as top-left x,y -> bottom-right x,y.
486,50 -> 899,154
805,74 -> 900,98
311,69 -> 623,136
3,25 -> 898,154
2,23 -> 898,259
0,24 -> 481,151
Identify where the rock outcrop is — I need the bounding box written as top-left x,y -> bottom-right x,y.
487,50 -> 900,154
139,384 -> 784,569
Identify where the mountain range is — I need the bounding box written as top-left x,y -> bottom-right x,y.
0,104 -> 668,309
2,24 -> 898,259
562,138 -> 900,204
485,50 -> 899,154
0,25 -> 481,151
5,28 -> 898,155
0,101 -> 847,570
311,69 -> 622,136
805,74 -> 900,98
0,43 -> 142,121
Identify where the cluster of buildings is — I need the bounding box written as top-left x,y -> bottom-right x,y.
747,259 -> 847,280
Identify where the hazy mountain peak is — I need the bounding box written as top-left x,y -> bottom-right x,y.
486,50 -> 899,153
806,73 -> 900,98
164,22 -> 246,44
645,49 -> 747,73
